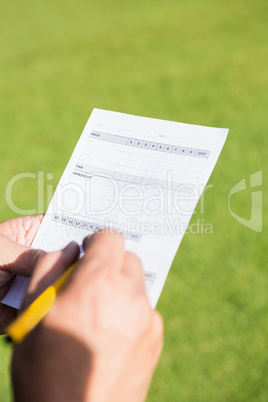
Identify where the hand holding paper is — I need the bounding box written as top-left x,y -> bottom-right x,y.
0,215 -> 43,333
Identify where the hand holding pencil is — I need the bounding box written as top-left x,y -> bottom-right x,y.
11,230 -> 163,402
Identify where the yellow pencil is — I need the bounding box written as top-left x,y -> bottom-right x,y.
6,262 -> 77,344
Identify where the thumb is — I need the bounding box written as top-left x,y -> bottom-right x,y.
22,241 -> 79,309
0,235 -> 44,287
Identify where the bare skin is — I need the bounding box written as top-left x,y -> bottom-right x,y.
12,231 -> 164,402
0,215 -> 44,333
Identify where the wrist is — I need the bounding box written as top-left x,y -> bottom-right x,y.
12,322 -> 91,402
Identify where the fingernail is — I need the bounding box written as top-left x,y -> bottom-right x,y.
82,234 -> 93,250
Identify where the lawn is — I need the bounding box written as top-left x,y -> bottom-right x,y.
0,0 -> 267,400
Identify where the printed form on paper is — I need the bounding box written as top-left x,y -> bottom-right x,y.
2,109 -> 228,309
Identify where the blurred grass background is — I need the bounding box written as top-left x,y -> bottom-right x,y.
0,0 -> 267,400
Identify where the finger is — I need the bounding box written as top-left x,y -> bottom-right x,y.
0,277 -> 18,334
0,236 -> 44,282
0,270 -> 15,289
0,303 -> 17,335
122,252 -> 145,286
20,215 -> 44,246
23,242 -> 79,309
0,214 -> 44,246
0,276 -> 15,303
82,230 -> 125,275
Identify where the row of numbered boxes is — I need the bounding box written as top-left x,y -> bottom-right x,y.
52,214 -> 142,242
90,131 -> 210,158
126,138 -> 209,158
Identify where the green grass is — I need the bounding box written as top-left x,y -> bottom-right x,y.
0,0 -> 267,400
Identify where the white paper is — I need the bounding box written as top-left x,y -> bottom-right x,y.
2,109 -> 228,309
